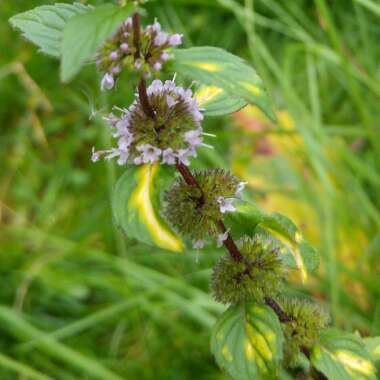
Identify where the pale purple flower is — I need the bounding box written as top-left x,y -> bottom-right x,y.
116,149 -> 129,165
153,62 -> 162,71
100,73 -> 114,91
193,240 -> 205,250
160,52 -> 170,62
162,148 -> 176,165
176,148 -> 191,166
124,17 -> 132,28
150,20 -> 161,33
217,230 -> 229,248
217,196 -> 236,214
111,65 -> 121,74
123,31 -> 129,38
134,156 -> 143,165
120,43 -> 129,52
147,79 -> 163,96
184,129 -> 203,147
91,147 -> 100,162
163,80 -> 176,91
168,34 -> 183,46
235,181 -> 248,198
109,51 -> 118,61
166,95 -> 177,108
154,32 -> 168,46
136,144 -> 162,164
134,59 -> 142,70
118,133 -> 133,149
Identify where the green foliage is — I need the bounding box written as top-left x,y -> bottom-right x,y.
211,234 -> 284,304
211,303 -> 284,380
112,164 -> 184,252
226,203 -> 319,276
8,3 -> 91,58
61,3 -> 135,82
173,47 -> 275,120
364,337 -> 380,362
311,329 -> 377,380
195,85 -> 247,116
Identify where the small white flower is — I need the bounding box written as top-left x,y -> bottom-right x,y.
235,181 -> 248,198
184,129 -> 203,147
168,33 -> 183,46
162,148 -> 176,165
100,73 -> 114,91
136,144 -> 162,164
91,147 -> 100,162
217,230 -> 229,248
217,196 -> 236,214
193,240 -> 205,250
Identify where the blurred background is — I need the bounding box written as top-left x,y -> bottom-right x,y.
1,0 -> 380,378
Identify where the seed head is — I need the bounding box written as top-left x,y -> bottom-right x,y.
211,234 -> 285,304
279,297 -> 330,367
164,169 -> 240,241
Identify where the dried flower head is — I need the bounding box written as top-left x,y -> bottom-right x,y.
92,79 -> 205,166
164,169 -> 240,241
97,17 -> 182,89
211,234 -> 285,304
279,297 -> 330,367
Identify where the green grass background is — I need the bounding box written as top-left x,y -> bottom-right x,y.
1,0 -> 380,378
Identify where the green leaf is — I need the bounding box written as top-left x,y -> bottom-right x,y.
194,85 -> 247,116
260,212 -> 319,278
173,47 -> 275,120
311,329 -> 377,380
211,303 -> 284,380
224,201 -> 264,237
112,164 -> 184,253
61,3 -> 134,82
364,337 -> 380,362
9,3 -> 92,58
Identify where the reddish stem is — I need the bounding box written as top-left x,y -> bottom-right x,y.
132,12 -> 141,59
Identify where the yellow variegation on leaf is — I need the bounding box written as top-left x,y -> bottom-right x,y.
112,164 -> 183,252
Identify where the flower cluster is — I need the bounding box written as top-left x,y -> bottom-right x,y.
164,169 -> 245,243
97,17 -> 182,90
92,79 -> 205,166
278,297 -> 330,366
211,233 -> 285,304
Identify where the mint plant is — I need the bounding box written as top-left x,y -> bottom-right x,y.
10,2 -> 380,380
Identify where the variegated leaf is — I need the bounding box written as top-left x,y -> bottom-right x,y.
311,329 -> 377,380
112,164 -> 184,253
211,303 -> 284,380
173,47 -> 275,120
